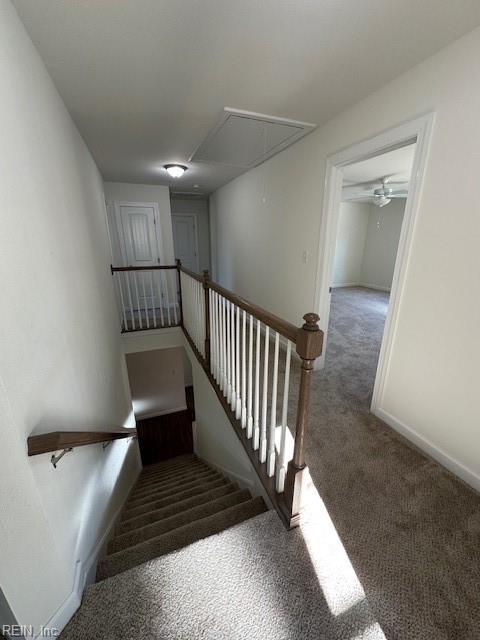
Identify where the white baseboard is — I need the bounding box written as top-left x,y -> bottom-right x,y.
375,408 -> 480,493
332,282 -> 391,292
331,282 -> 360,288
200,458 -> 255,491
33,498 -> 127,638
360,283 -> 391,292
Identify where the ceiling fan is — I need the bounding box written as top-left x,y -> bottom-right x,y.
343,175 -> 409,207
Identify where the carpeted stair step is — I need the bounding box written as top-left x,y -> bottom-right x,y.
120,477 -> 228,522
138,455 -> 200,479
133,461 -> 211,490
97,496 -> 267,581
135,460 -> 210,487
115,483 -> 238,536
125,471 -> 222,510
129,468 -> 219,502
108,488 -> 252,554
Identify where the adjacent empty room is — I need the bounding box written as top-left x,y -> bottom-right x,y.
326,143 -> 415,406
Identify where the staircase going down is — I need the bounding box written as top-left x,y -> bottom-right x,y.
96,454 -> 267,581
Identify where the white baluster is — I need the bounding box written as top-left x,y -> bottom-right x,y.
276,340 -> 292,493
210,289 -> 215,376
230,302 -> 236,411
141,272 -> 150,329
260,325 -> 269,463
253,319 -> 261,450
156,270 -> 165,327
247,314 -> 254,438
171,271 -> 179,325
125,272 -> 135,330
226,300 -> 231,402
209,290 -> 214,375
116,273 -> 128,331
133,272 -> 143,329
221,296 -> 227,392
235,306 -> 241,419
241,310 -> 247,427
164,271 -> 172,326
193,279 -> 197,347
149,272 -> 157,327
267,332 -> 280,477
216,293 -> 220,381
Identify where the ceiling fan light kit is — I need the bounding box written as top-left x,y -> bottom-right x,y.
343,174 -> 409,207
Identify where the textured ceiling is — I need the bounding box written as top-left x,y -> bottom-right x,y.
13,0 -> 480,193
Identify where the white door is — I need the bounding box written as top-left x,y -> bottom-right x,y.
172,214 -> 199,272
115,203 -> 161,267
114,203 -> 162,311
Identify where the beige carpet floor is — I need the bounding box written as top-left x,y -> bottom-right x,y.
293,286 -> 480,640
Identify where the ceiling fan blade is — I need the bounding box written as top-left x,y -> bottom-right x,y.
342,194 -> 374,200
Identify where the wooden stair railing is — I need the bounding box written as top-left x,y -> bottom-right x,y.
109,261 -> 323,527
177,262 -> 323,529
111,264 -> 181,332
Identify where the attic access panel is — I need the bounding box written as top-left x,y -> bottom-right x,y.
190,108 -> 316,168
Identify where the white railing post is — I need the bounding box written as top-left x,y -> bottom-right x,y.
267,332 -> 280,477
276,340 -> 292,493
253,319 -> 261,450
260,325 -> 269,463
247,314 -> 254,438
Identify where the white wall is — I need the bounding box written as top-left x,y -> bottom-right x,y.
104,182 -> 175,265
0,1 -> 140,632
332,202 -> 369,287
126,348 -> 187,419
183,339 -> 269,502
361,199 -> 405,290
171,196 -> 211,272
210,27 -> 480,489
333,199 -> 405,290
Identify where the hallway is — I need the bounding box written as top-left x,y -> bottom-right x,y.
300,287 -> 480,639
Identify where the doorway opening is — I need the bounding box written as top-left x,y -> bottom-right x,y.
328,143 -> 415,408
314,114 -> 434,416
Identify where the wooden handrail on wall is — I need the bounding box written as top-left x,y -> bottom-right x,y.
27,429 -> 136,456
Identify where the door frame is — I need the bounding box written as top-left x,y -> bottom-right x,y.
313,112 -> 435,414
113,201 -> 164,266
172,212 -> 200,273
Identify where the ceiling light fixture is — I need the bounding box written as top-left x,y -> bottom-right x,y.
374,195 -> 391,208
164,164 -> 187,178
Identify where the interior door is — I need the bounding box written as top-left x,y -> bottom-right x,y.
115,203 -> 162,310
172,214 -> 199,272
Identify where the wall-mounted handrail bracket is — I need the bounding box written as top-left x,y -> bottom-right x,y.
51,447 -> 73,469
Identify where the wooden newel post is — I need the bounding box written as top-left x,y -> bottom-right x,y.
284,312 -> 323,527
176,259 -> 184,326
203,269 -> 211,368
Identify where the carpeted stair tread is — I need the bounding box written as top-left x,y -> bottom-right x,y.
120,477 -> 228,522
142,453 -> 197,470
125,473 -> 223,511
133,461 -> 212,490
108,489 -> 252,554
130,468 -> 219,502
136,460 -> 209,487
139,455 -> 200,479
115,483 -> 238,535
97,496 -> 267,581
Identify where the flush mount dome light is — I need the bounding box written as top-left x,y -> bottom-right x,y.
164,164 -> 187,178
